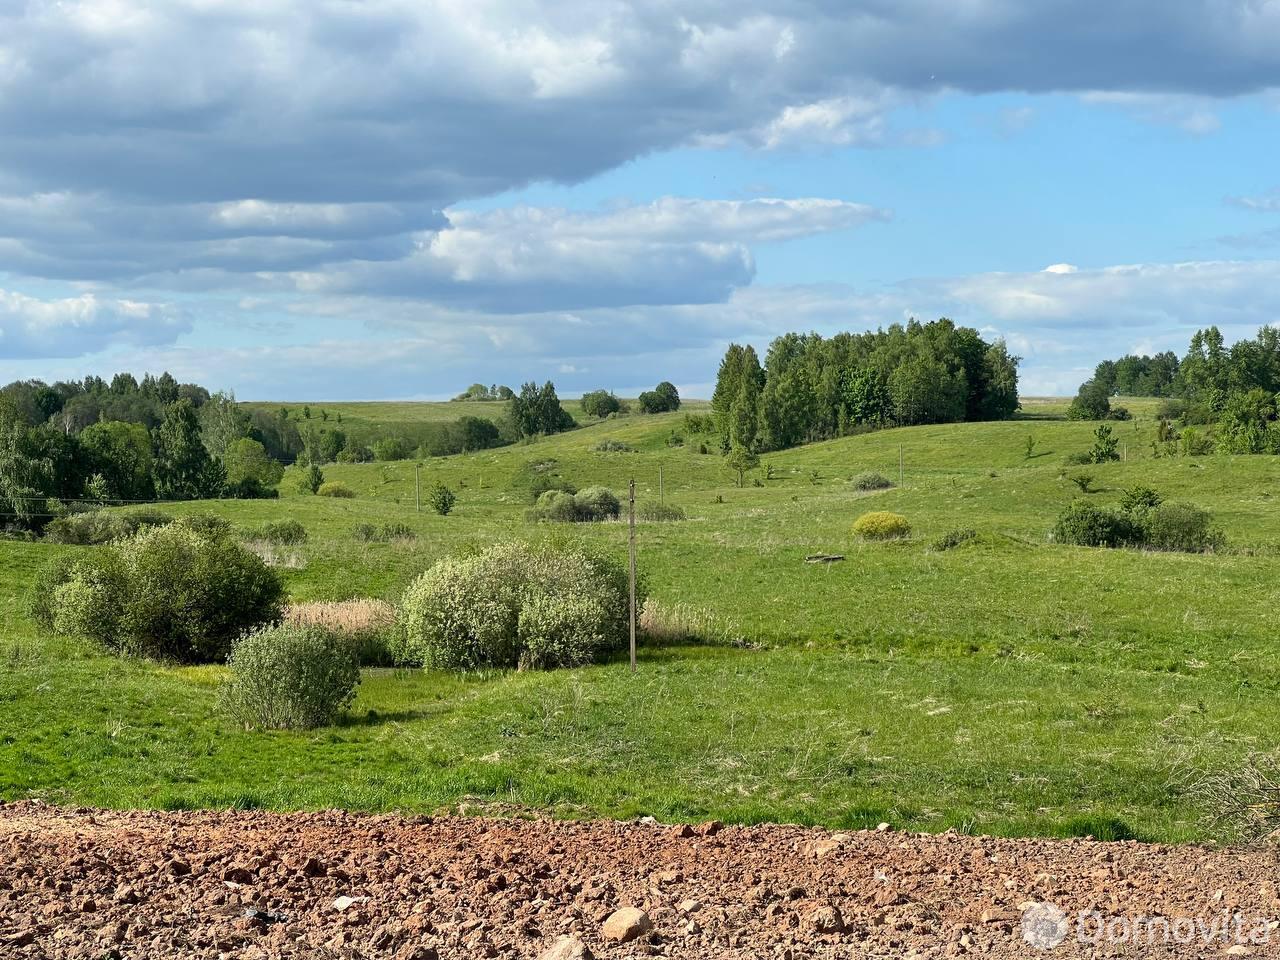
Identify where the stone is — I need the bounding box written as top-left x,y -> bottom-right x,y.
601,907 -> 652,944
808,904 -> 845,934
537,935 -> 595,960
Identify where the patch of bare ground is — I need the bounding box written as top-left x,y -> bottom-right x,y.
1,802 -> 1278,958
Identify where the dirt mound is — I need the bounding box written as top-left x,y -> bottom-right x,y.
1,801 -> 1276,958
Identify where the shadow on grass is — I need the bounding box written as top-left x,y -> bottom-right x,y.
338,708 -> 435,727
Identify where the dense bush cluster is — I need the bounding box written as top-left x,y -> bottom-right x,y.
246,519 -> 308,545
317,482 -> 356,498
1052,487 -> 1223,552
1073,326 -> 1280,457
931,528 -> 977,551
710,319 -> 1019,455
850,472 -> 893,491
43,508 -> 173,545
0,374 -> 298,534
396,541 -> 637,671
221,623 -> 360,730
354,522 -> 416,542
581,390 -> 622,418
594,439 -> 635,452
852,511 -> 911,540
32,519 -> 285,662
636,501 -> 686,522
637,381 -> 681,414
527,486 -> 621,523
509,381 -> 576,438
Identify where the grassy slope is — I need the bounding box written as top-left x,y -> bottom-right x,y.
2,397 -> 1277,841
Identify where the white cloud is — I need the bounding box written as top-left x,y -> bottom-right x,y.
0,288 -> 189,358
1080,92 -> 1222,135
1226,191 -> 1280,213
289,197 -> 887,311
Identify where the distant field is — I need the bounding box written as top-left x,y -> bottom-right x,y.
239,397 -> 712,447
3,396 -> 1279,841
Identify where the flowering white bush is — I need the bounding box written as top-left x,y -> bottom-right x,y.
397,541 -> 635,670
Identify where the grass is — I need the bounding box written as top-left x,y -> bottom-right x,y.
2,398 -> 1278,841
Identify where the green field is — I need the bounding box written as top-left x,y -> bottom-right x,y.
3,397 -> 1278,841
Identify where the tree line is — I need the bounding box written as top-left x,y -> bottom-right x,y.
1070,325 -> 1280,455
709,318 -> 1020,454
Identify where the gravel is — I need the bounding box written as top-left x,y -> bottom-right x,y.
2,801 -> 1277,958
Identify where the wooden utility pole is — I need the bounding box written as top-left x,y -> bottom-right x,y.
899,446 -> 904,487
628,478 -> 637,673
659,466 -> 664,506
415,463 -> 422,513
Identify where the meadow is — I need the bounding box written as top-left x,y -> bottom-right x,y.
3,395 -> 1279,842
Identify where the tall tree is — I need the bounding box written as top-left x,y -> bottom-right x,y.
154,399 -> 224,500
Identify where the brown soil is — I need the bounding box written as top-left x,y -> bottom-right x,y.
2,801 -> 1278,958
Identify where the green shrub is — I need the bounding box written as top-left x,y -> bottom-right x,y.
43,508 -> 174,545
39,521 -> 285,662
637,501 -> 686,522
850,472 -> 893,491
932,528 -> 977,551
317,482 -> 356,499
44,511 -> 136,545
574,486 -> 621,520
1062,451 -> 1092,466
527,474 -> 576,502
371,437 -> 412,461
28,554 -> 79,629
594,439 -> 635,452
1051,502 -> 1141,548
1068,473 -> 1095,494
299,464 -> 324,493
528,489 -> 580,522
427,483 -> 457,516
1144,502 -> 1224,553
527,486 -> 620,523
851,511 -> 911,540
220,624 -> 360,730
249,519 -> 308,545
353,522 -> 415,543
1119,485 -> 1163,514
397,541 -> 636,671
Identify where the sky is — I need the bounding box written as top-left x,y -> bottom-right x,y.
1,1 -> 1279,400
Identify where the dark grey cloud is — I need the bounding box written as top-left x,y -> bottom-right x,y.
0,2 -> 1276,209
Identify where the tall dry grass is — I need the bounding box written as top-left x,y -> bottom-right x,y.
285,599 -> 397,666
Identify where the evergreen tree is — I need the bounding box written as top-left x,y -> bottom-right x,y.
154,399 -> 224,500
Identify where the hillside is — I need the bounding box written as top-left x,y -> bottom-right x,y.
3,398 -> 1279,842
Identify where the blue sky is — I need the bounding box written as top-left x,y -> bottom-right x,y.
1,2 -> 1279,400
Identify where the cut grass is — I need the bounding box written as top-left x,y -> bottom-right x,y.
2,400 -> 1278,841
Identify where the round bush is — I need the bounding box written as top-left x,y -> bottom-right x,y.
850,472 -> 893,492
574,486 -> 621,521
39,519 -> 285,662
852,511 -> 911,540
528,489 -> 580,522
221,623 -> 360,730
250,519 -> 308,545
397,541 -> 636,671
1050,501 -> 1142,548
1145,502 -> 1223,553
317,482 -> 356,498
637,501 -> 686,522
